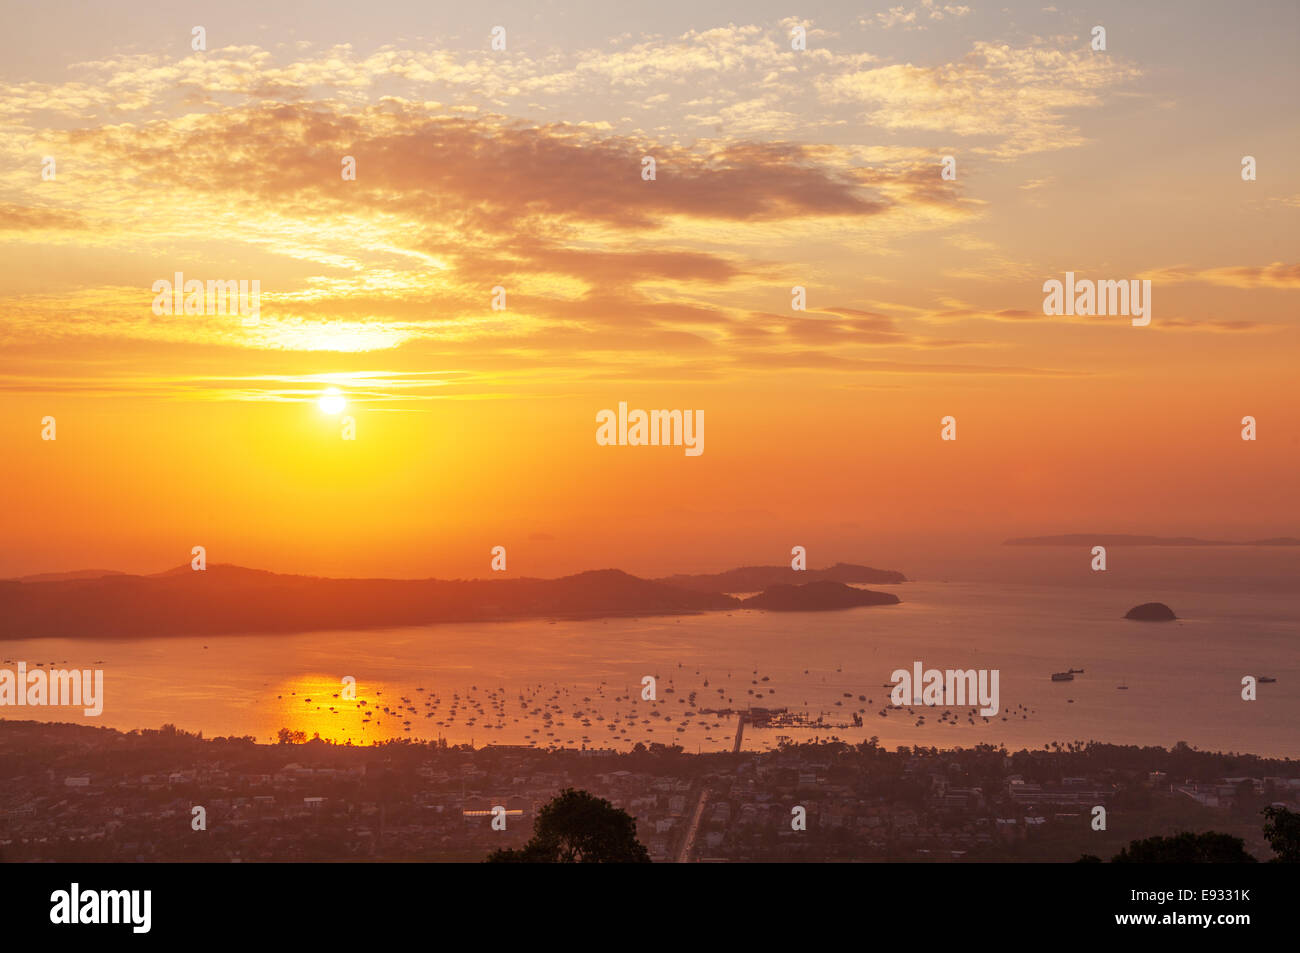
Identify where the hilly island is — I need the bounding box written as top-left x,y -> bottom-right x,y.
0,562 -> 906,640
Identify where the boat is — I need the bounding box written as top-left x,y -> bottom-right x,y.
1258,676 -> 1277,683
1068,668 -> 1085,674
1051,672 -> 1074,682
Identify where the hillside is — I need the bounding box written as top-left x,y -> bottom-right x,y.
0,565 -> 739,639
657,562 -> 906,592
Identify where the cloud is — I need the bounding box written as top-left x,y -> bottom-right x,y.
1158,319 -> 1273,333
1141,262 -> 1300,290
863,1 -> 973,30
0,24 -> 1179,400
0,203 -> 85,231
823,41 -> 1141,158
3,97 -> 972,368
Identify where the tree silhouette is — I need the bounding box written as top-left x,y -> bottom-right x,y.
1079,806 -> 1300,862
486,788 -> 651,863
1109,832 -> 1256,863
1262,806 -> 1300,862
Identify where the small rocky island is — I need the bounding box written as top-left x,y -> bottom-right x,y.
1124,602 -> 1177,621
742,580 -> 901,612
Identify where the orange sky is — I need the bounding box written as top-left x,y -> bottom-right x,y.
2,2 -> 1297,578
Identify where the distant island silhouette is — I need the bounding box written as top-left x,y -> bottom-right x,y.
0,562 -> 906,640
656,562 -> 905,591
1004,534 -> 1300,547
741,580 -> 901,611
1124,602 -> 1178,622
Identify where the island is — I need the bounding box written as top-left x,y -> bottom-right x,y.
0,560 -> 908,640
740,580 -> 901,612
1005,534 -> 1300,547
658,562 -> 906,592
0,566 -> 740,639
1124,602 -> 1177,622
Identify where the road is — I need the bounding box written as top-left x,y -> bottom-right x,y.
676,786 -> 710,863
732,711 -> 745,753
677,712 -> 749,861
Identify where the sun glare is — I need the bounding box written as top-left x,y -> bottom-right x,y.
318,387 -> 346,415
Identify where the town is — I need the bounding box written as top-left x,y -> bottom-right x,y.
2,720 -> 1295,862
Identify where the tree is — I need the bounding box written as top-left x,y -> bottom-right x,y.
1262,806 -> 1300,862
1082,808 -> 1300,863
1110,832 -> 1256,863
486,788 -> 651,863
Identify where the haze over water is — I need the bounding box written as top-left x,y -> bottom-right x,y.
6,547 -> 1295,758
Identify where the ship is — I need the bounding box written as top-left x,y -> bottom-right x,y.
1051,672 -> 1074,682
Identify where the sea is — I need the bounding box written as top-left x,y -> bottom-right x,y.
2,545 -> 1296,757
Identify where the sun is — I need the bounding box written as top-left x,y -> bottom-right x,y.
318,387 -> 346,415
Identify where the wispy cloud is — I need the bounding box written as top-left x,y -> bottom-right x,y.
1140,262 -> 1300,290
